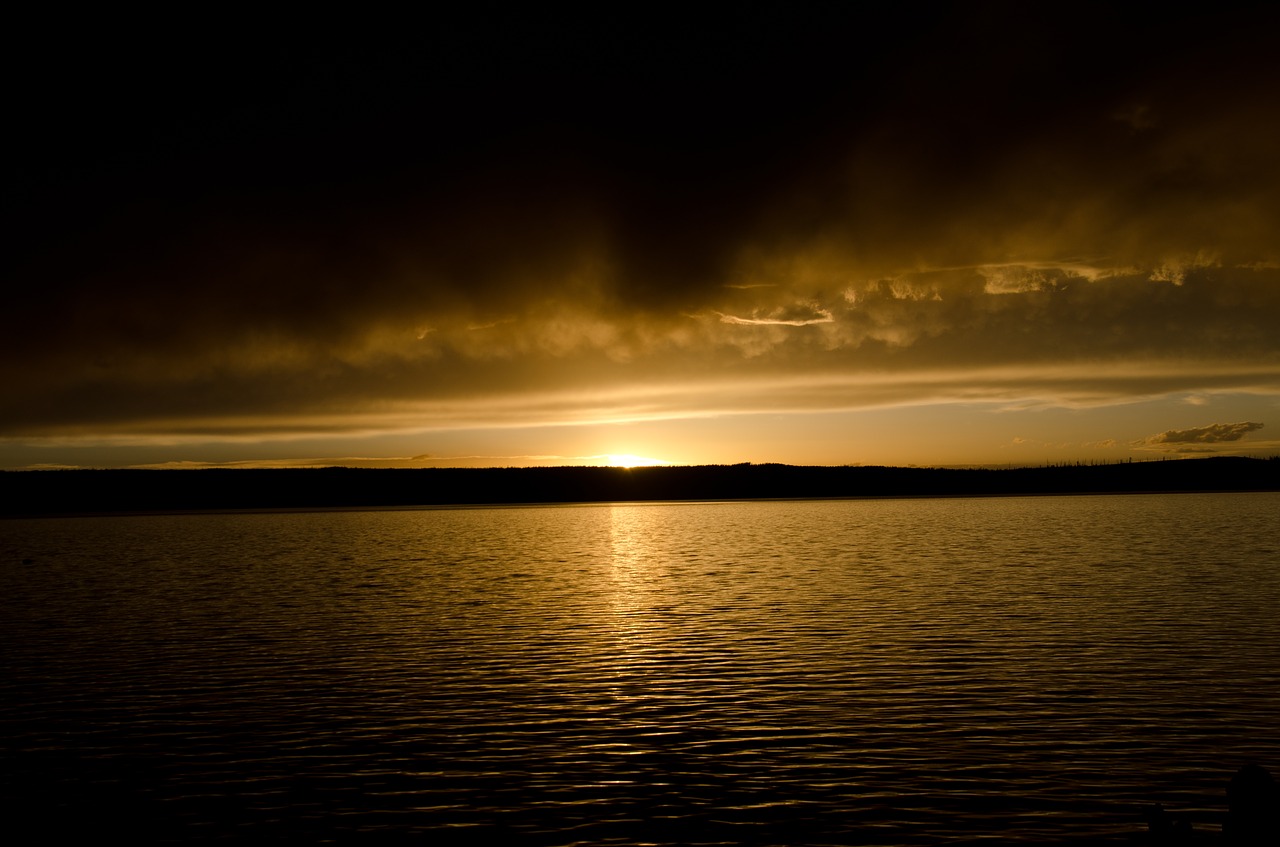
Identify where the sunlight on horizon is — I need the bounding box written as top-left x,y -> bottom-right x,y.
604,454 -> 670,468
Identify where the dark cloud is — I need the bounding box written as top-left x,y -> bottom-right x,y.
5,5 -> 1280,442
1146,422 -> 1265,445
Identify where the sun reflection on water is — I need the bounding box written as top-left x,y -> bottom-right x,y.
606,505 -> 667,652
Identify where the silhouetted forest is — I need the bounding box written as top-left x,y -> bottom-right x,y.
2,457 -> 1277,516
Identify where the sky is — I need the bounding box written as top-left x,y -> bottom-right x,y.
5,4 -> 1280,469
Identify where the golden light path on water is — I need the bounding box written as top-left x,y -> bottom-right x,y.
2,495 -> 1278,843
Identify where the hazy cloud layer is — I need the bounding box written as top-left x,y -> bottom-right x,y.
127,455 -> 648,470
5,7 -> 1279,447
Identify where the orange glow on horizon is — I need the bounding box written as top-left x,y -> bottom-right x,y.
603,454 -> 670,468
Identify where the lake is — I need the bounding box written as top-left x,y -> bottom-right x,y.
3,493 -> 1278,844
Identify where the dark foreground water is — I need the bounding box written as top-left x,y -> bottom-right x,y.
3,494 -> 1278,845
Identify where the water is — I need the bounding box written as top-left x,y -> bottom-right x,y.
2,494 -> 1278,844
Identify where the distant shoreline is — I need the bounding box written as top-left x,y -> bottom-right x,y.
2,457 -> 1277,518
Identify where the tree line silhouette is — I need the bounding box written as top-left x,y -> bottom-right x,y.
2,457 -> 1277,516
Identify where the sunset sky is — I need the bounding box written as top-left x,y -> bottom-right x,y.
5,5 -> 1279,470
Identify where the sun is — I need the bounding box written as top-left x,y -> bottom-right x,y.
604,454 -> 669,468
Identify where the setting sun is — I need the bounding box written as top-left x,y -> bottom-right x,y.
604,454 -> 670,468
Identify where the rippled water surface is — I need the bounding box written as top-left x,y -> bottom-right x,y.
3,494 -> 1278,844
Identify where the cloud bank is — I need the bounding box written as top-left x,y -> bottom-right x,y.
4,7 -> 1279,451
1145,422 -> 1265,446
